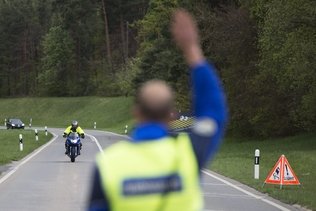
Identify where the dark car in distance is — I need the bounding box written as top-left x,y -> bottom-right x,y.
6,118 -> 25,129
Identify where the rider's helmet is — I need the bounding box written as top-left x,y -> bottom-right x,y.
71,120 -> 78,129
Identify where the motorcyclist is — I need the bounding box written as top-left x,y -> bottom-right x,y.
63,120 -> 85,154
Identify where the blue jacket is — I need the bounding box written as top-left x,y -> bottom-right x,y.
88,61 -> 228,211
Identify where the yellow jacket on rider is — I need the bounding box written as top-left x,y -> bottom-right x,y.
64,126 -> 84,136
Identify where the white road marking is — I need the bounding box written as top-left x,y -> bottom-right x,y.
203,192 -> 254,199
86,130 -> 293,211
86,134 -> 103,153
90,130 -> 128,139
0,132 -> 58,185
202,169 -> 291,211
200,182 -> 234,186
3,129 -> 291,210
204,210 -> 224,211
102,131 -> 128,139
91,130 -> 293,210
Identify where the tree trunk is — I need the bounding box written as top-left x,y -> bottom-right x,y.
120,13 -> 126,64
126,21 -> 129,58
101,0 -> 113,72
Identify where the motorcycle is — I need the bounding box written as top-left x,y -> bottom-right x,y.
65,132 -> 82,162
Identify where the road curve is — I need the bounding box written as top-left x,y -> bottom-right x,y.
0,128 -> 301,211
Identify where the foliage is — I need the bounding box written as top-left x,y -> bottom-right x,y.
255,0 -> 316,135
115,58 -> 141,96
0,0 -> 148,97
0,0 -> 314,137
0,0 -> 44,96
195,3 -> 259,136
39,26 -> 75,96
133,0 -> 191,110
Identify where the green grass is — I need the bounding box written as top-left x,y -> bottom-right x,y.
210,133 -> 316,210
0,97 -> 133,133
1,97 -> 315,209
0,96 -> 133,169
0,129 -> 52,165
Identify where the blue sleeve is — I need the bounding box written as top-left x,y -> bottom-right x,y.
88,166 -> 110,211
190,61 -> 228,169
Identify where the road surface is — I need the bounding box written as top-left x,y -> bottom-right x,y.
0,128 -> 302,211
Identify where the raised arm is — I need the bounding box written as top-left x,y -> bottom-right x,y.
171,9 -> 228,168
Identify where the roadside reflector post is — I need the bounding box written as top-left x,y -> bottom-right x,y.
94,122 -> 96,129
45,126 -> 48,136
19,134 -> 23,151
124,125 -> 128,134
4,118 -> 6,126
254,149 -> 260,179
29,118 -> 32,128
35,129 -> 39,141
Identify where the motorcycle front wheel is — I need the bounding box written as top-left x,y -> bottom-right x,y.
70,147 -> 75,162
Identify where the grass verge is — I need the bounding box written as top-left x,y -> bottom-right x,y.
210,133 -> 316,210
1,97 -> 314,209
0,97 -> 133,133
0,129 -> 52,165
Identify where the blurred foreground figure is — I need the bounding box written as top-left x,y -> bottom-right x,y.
88,9 -> 228,211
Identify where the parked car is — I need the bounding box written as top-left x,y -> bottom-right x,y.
6,118 -> 25,129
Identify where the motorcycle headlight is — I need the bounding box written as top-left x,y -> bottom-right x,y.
71,139 -> 78,144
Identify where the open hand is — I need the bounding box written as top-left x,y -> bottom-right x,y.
171,9 -> 204,66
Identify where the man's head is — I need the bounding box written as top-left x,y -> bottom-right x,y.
134,80 -> 174,123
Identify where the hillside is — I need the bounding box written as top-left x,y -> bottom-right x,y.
0,97 -> 133,133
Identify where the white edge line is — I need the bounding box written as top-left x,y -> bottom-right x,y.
86,134 -> 103,153
103,131 -> 128,138
84,132 -> 291,211
202,169 -> 291,211
86,131 -> 129,153
89,129 -> 129,139
0,132 -> 59,185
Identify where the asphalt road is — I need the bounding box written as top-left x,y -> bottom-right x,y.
0,128 -> 302,211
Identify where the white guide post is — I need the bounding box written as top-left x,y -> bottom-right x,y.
254,149 -> 260,179
19,134 -> 23,151
124,125 -> 128,134
35,129 -> 39,141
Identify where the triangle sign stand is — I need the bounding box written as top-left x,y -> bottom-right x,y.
263,155 -> 300,189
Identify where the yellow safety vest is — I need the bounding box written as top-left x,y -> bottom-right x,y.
96,133 -> 203,211
64,126 -> 84,135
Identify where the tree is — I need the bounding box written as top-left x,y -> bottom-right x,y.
38,26 -> 75,96
0,0 -> 45,96
133,0 -> 192,110
189,3 -> 259,136
256,0 -> 316,135
101,0 -> 113,70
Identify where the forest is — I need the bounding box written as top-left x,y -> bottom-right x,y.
0,0 -> 315,137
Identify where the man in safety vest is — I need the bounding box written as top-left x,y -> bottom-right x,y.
88,9 -> 228,211
63,120 -> 85,154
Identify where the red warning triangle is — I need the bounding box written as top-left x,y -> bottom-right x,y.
264,155 -> 300,188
